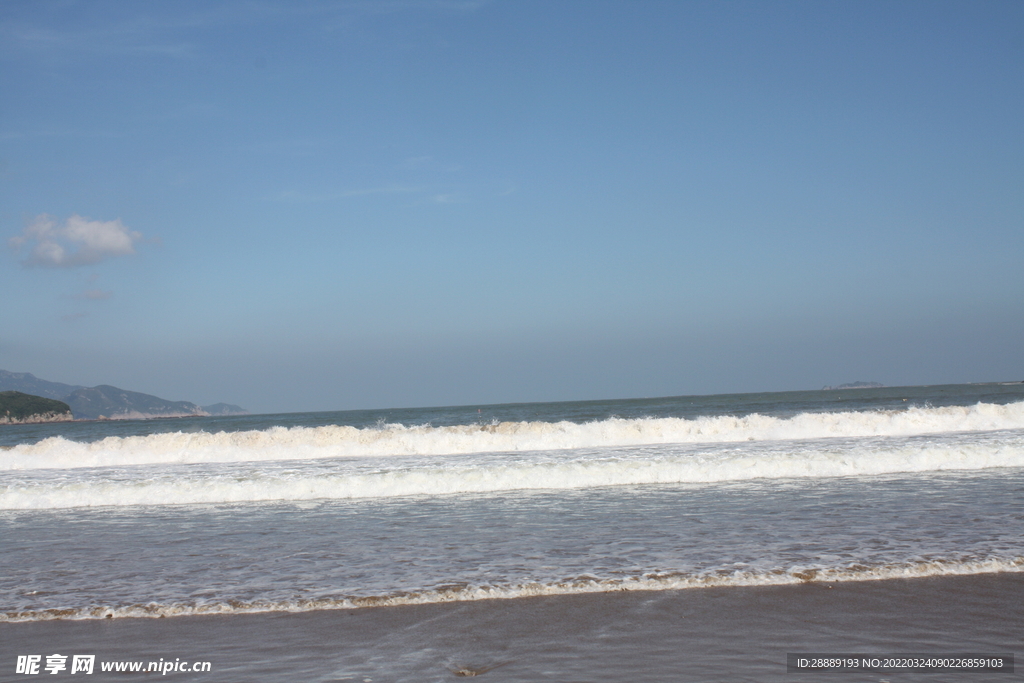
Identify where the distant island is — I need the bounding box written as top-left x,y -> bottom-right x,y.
0,370 -> 247,421
0,391 -> 74,425
822,381 -> 885,390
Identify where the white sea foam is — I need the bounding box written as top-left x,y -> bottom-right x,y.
3,431 -> 1023,509
3,401 -> 1024,471
3,556 -> 1020,622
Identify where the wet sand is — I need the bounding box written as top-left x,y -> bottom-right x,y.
2,573 -> 1021,681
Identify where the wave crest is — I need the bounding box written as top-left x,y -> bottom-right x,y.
3,431 -> 1023,509
4,401 -> 1024,471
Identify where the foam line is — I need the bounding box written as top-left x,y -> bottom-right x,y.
3,435 -> 1023,509
3,401 -> 1023,471
3,556 -> 1020,622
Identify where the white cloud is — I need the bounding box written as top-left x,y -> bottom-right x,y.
10,214 -> 143,267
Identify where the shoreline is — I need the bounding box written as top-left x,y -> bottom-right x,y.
0,412 -> 74,426
5,558 -> 1024,623
3,573 -> 1020,681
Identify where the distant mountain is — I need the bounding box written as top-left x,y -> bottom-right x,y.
0,391 -> 73,424
822,381 -> 885,390
0,370 -> 247,420
201,403 -> 249,416
0,370 -> 84,401
64,385 -> 207,420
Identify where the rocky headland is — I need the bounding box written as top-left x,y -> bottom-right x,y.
0,391 -> 74,424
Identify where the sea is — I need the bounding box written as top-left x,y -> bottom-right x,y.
1,383 -> 1023,681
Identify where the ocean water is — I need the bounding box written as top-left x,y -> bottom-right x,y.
1,383 -> 1023,681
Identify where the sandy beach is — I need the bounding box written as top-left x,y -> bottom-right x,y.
3,573 -> 1020,681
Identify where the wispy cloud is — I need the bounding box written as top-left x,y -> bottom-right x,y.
272,186 -> 422,202
342,185 -> 422,198
1,1 -> 491,60
431,192 -> 467,204
398,155 -> 462,172
77,289 -> 113,301
1,21 -> 197,60
400,156 -> 434,169
0,128 -> 126,142
333,1 -> 491,14
10,214 -> 144,268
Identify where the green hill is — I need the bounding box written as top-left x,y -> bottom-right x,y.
0,391 -> 73,424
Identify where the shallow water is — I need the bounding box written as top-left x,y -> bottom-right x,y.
3,466 -> 1023,621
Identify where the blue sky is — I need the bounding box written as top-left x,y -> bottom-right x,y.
2,0 -> 1022,413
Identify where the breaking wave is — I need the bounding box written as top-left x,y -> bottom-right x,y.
3,401 -> 1024,471
3,430 -> 1023,509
